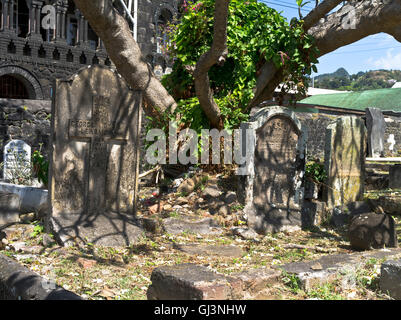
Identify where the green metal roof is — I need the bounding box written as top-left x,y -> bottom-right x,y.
299,88 -> 401,112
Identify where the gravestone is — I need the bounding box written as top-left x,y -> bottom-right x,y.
389,165 -> 401,189
49,65 -> 143,247
3,140 -> 31,182
241,106 -> 307,234
324,116 -> 366,209
365,108 -> 386,157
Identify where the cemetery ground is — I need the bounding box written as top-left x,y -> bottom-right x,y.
1,170 -> 400,300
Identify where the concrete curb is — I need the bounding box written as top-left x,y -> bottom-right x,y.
0,254 -> 82,300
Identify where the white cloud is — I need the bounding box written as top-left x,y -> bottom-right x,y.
368,49 -> 401,70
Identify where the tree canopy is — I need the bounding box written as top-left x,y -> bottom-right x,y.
161,0 -> 319,131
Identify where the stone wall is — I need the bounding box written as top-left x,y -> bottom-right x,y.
0,98 -> 51,162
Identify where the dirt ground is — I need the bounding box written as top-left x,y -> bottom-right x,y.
0,172 -> 399,300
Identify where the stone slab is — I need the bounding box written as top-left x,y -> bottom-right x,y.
173,244 -> 244,258
147,263 -> 281,300
0,192 -> 20,225
380,259 -> 401,299
277,248 -> 401,291
389,165 -> 401,189
0,254 -> 82,300
162,217 -> 223,236
50,211 -> 144,247
0,182 -> 48,216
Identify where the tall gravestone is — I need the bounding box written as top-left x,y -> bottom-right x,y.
324,116 -> 366,209
3,140 -> 31,182
49,65 -> 143,247
241,106 -> 307,234
366,108 -> 386,157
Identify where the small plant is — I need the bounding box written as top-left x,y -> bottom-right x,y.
32,145 -> 49,187
308,282 -> 344,300
30,222 -> 44,238
281,270 -> 302,294
305,161 -> 327,184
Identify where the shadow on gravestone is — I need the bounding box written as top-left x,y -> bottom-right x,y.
323,116 -> 367,210
48,65 -> 143,247
240,106 -> 308,234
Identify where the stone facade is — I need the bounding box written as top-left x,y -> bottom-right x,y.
0,0 -> 180,100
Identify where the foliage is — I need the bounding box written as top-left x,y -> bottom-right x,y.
32,146 -> 49,187
162,0 -> 319,131
30,221 -> 44,238
305,161 -> 327,184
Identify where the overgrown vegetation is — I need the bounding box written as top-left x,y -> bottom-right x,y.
159,0 -> 319,132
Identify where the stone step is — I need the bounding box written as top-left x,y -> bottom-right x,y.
147,264 -> 280,300
277,247 -> 401,291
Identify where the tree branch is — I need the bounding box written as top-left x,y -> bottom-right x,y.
194,0 -> 230,129
309,0 -> 401,57
303,0 -> 344,31
72,0 -> 176,121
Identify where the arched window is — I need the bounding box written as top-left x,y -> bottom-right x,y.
0,75 -> 30,99
156,8 -> 173,54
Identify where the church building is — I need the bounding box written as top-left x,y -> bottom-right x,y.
0,0 -> 179,100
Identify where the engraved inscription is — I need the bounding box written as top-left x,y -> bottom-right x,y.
68,94 -> 127,214
253,116 -> 299,209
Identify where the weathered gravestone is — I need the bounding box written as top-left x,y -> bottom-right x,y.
48,65 -> 143,247
365,108 -> 386,157
241,106 -> 307,234
324,116 -> 367,209
3,140 -> 31,182
389,165 -> 401,189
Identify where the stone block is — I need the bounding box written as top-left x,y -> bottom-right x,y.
348,212 -> 398,250
389,165 -> 401,189
380,260 -> 401,299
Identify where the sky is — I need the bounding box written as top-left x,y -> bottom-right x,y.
258,0 -> 401,76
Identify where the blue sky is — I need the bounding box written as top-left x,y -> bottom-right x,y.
258,0 -> 401,76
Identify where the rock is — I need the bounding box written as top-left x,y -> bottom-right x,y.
389,165 -> 401,189
23,245 -> 43,254
380,260 -> 401,299
331,202 -> 375,228
77,258 -> 97,269
177,176 -> 202,195
176,197 -> 189,205
140,217 -> 163,234
231,227 -> 259,240
224,192 -> 237,204
10,241 -> 27,252
218,205 -> 230,216
0,192 -> 20,225
41,233 -> 56,247
147,264 -> 237,300
149,203 -> 163,215
162,217 -> 223,236
163,204 -> 173,212
348,213 -> 398,250
202,186 -> 221,199
147,263 -> 281,300
173,244 -> 244,258
368,196 -> 401,215
20,212 -> 36,223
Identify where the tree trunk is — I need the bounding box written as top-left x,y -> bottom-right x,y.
73,0 -> 176,122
